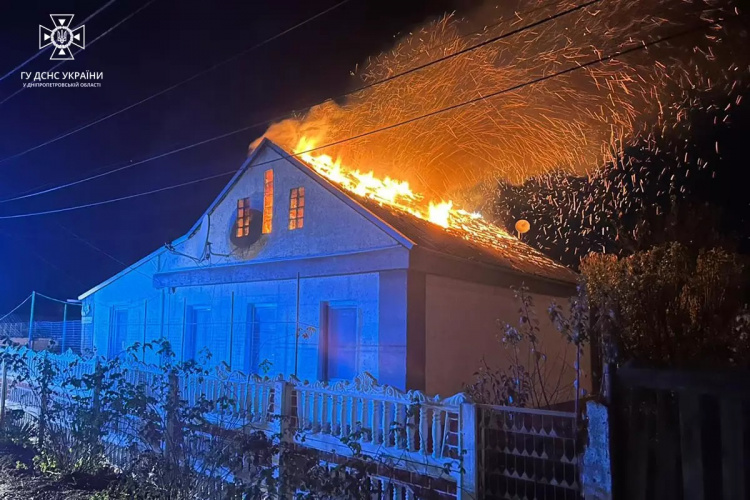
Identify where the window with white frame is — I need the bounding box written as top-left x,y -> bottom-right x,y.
288,187 -> 305,230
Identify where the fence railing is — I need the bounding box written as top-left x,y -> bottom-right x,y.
292,373 -> 465,466
0,320 -> 83,353
0,347 -> 582,500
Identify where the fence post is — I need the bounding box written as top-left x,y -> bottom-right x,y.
38,351 -> 49,450
61,303 -> 68,353
27,291 -> 36,349
228,292 -> 235,371
273,375 -> 293,439
165,370 -> 181,463
92,359 -> 102,430
273,376 -> 293,497
0,359 -> 7,427
458,403 -> 479,500
142,300 -> 148,362
607,363 -> 622,499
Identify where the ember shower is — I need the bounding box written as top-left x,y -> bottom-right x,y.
254,0 -> 743,200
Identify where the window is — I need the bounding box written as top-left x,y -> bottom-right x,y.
245,304 -> 277,374
185,306 -> 211,362
288,187 -> 305,230
236,198 -> 251,238
262,170 -> 273,234
324,305 -> 358,381
109,308 -> 128,358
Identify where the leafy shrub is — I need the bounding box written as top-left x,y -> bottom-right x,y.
0,339 -> 416,499
582,242 -> 750,367
464,358 -> 532,407
465,285 -> 589,409
0,409 -> 35,450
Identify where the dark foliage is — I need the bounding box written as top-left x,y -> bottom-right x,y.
483,85 -> 750,269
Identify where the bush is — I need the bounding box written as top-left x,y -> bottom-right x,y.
0,409 -> 34,449
0,339 -> 417,499
582,242 -> 750,367
92,340 -> 387,499
464,284 -> 589,409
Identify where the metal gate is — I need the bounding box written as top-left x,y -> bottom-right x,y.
478,405 -> 580,500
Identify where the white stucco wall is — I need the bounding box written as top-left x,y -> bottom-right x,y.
81,142 -> 407,383
164,145 -> 399,272
424,275 -> 589,402
158,273 -> 382,381
82,253 -> 162,359
84,266 -> 387,381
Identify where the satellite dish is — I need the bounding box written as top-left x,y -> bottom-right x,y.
515,219 -> 530,236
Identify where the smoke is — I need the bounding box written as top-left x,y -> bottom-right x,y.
252,0 -> 745,200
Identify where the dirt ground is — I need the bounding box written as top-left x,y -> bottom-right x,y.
0,445 -> 104,500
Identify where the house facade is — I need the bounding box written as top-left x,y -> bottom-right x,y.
78,139 -> 584,397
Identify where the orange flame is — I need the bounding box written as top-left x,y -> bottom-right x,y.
295,137 -> 460,226
292,137 -> 578,280
294,137 -> 520,240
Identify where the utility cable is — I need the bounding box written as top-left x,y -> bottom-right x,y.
0,294 -> 32,323
0,0 -> 603,203
0,0 -> 352,162
0,18 -> 726,220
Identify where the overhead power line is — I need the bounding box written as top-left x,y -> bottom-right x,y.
3,159 -> 134,201
0,18 -> 724,221
55,222 -> 154,280
0,0 -> 603,203
0,0 -> 352,163
34,291 -> 77,305
0,0 -> 119,84
0,294 -> 32,322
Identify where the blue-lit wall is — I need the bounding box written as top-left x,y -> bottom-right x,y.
81,141 -> 409,387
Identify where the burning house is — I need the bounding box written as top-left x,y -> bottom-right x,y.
78,138 -> 584,398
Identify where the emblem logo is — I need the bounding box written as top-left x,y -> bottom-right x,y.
39,14 -> 85,61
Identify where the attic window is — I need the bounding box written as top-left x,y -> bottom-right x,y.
288,187 -> 305,230
262,170 -> 273,234
236,198 -> 251,238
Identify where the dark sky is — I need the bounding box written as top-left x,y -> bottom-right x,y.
0,0 -> 475,314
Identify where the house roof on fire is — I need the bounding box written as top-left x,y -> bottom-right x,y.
257,140 -> 576,285
79,139 -> 575,300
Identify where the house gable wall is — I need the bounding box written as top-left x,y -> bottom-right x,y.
162,145 -> 401,273
80,144 -> 412,385
81,253 -> 163,359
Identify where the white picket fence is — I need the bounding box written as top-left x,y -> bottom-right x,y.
0,347 -> 478,499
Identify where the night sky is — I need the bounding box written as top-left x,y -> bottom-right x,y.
0,0 -> 475,314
